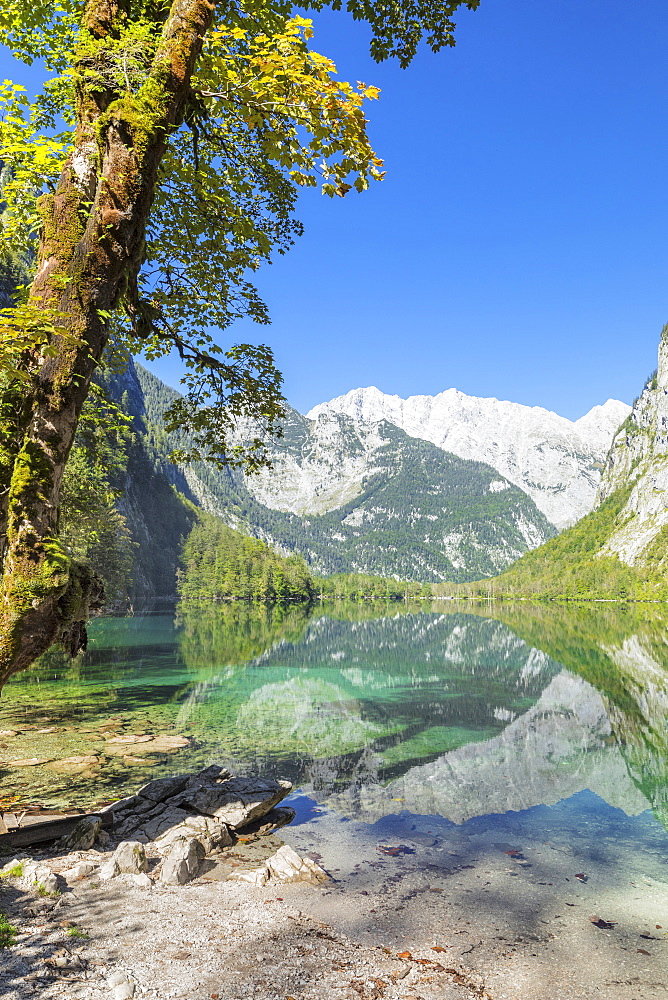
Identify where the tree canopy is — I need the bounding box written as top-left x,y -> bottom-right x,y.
0,0 -> 478,684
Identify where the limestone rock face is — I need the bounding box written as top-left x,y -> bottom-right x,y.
596,331 -> 668,566
109,841 -> 148,876
180,776 -> 293,829
153,816 -> 233,854
61,861 -> 97,881
21,861 -> 60,895
139,808 -> 189,841
267,845 -> 328,885
58,815 -> 101,852
227,845 -> 328,886
136,775 -> 190,802
128,360 -> 628,581
309,388 -> 629,530
229,865 -> 269,886
103,767 -> 293,847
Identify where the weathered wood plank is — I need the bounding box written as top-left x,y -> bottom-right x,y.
19,813 -> 67,827
0,811 -> 109,849
3,813 -> 18,831
0,815 -> 7,835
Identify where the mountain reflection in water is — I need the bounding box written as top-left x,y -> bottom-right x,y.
0,600 -> 666,839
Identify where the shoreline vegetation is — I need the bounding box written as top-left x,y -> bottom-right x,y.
177,509 -> 668,609
178,514 -> 434,603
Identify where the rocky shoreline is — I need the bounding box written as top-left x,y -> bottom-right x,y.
2,766 -> 329,893
0,766 -> 482,1000
1,766 -> 666,1000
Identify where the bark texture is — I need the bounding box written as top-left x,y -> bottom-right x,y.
0,0 -> 215,688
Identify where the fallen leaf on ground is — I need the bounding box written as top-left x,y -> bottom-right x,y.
431,946 -> 447,953
589,916 -> 616,929
377,845 -> 415,857
637,948 -> 651,956
575,873 -> 588,882
171,951 -> 191,960
36,727 -> 60,734
397,951 -> 412,959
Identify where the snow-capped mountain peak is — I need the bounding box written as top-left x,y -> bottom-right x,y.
308,387 -> 630,529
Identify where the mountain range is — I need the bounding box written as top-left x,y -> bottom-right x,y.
110,361 -> 628,589
308,386 -> 630,530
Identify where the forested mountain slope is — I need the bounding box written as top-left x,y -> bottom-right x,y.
472,328 -> 668,599
128,362 -> 556,583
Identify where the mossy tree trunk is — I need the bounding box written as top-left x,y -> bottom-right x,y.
0,0 -> 214,688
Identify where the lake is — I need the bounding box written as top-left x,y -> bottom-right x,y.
1,599 -> 667,886
3,599 -> 667,994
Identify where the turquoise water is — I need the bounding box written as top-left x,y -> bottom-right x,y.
1,601 -> 667,854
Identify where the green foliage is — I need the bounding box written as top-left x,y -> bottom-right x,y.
179,513 -> 316,602
316,572 -> 432,600
317,1 -> 481,68
0,863 -> 23,878
178,510 -> 431,605
66,926 -> 89,939
176,600 -> 314,667
34,881 -> 59,898
59,383 -> 135,605
453,485 -> 668,600
0,910 -> 17,949
0,1 -> 479,470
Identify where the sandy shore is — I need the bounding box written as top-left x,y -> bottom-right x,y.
1,796 -> 666,1000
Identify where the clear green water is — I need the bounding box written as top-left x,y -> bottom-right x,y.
1,600 -> 667,848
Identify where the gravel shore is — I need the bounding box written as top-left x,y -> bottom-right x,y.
1,796 -> 666,1000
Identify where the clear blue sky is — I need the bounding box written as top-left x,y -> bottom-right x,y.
216,0 -> 668,419
11,1 -> 668,419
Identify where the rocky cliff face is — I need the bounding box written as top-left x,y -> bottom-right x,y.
596,328 -> 668,566
309,388 -> 629,530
